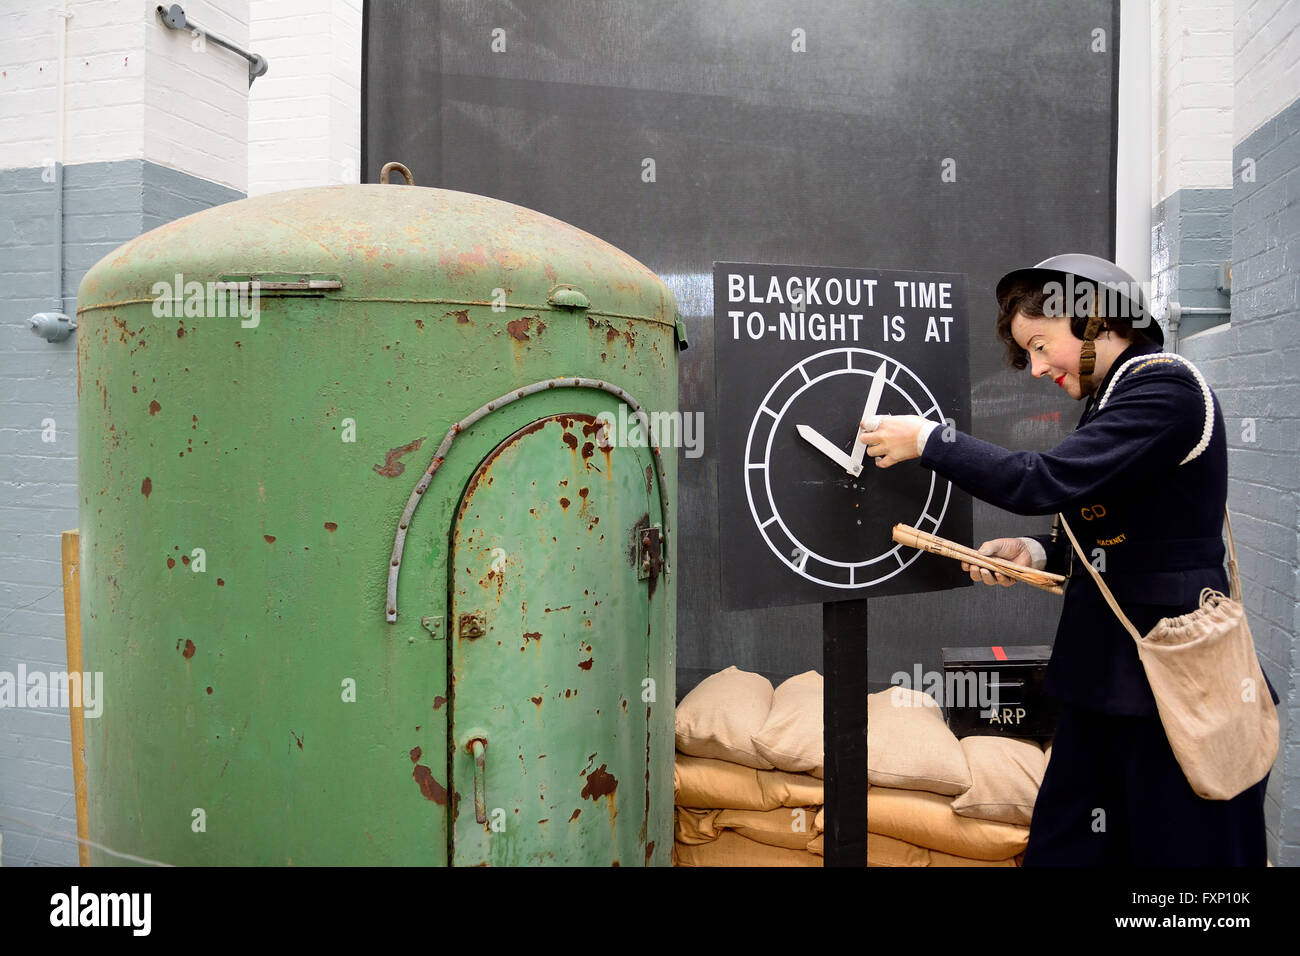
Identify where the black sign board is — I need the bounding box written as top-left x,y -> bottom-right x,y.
715,262 -> 974,611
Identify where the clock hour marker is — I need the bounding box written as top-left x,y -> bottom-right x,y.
798,364 -> 811,383
746,462 -> 765,470
759,406 -> 777,419
760,515 -> 778,529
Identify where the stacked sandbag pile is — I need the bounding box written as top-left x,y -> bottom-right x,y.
672,667 -> 824,866
867,686 -> 1052,867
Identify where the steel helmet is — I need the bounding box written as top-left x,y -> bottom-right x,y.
995,253 -> 1162,347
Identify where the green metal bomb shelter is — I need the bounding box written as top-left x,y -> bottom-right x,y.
74,174 -> 682,866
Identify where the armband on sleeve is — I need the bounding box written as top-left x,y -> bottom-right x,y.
1018,536 -> 1047,571
916,420 -> 940,457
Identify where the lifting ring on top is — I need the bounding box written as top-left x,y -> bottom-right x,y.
385,377 -> 673,623
380,162 -> 415,185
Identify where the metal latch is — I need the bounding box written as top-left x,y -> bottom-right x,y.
215,273 -> 343,293
469,738 -> 488,825
458,612 -> 487,639
547,284 -> 591,310
637,526 -> 664,582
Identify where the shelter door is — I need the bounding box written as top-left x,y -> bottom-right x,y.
448,413 -> 658,866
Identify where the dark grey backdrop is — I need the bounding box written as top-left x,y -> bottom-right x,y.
361,0 -> 1119,699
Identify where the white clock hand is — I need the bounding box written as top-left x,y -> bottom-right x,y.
849,360 -> 888,472
797,424 -> 861,476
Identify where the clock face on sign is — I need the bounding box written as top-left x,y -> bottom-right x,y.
745,347 -> 952,589
715,261 -> 971,610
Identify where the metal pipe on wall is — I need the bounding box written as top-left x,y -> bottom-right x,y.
1115,0 -> 1152,295
29,5 -> 77,342
1166,303 -> 1232,353
54,0 -> 70,315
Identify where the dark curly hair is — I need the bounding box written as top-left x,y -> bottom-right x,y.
995,277 -> 1154,370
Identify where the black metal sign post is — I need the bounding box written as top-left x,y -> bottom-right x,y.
714,261 -> 973,866
825,597 -> 868,866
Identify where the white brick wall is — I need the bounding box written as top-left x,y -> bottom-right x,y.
1235,0 -> 1300,144
1,0 -> 366,201
0,1 -> 247,190
144,0 -> 249,191
62,2 -> 148,166
0,4 -> 140,171
1152,0 -> 1235,203
246,0 -> 361,195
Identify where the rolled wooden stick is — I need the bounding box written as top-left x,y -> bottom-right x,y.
898,524 -> 1057,582
905,526 -> 1038,578
900,526 -> 1065,593
892,523 -> 1066,595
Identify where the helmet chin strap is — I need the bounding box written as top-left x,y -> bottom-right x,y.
1077,297 -> 1104,393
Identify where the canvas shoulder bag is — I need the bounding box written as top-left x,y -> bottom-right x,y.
1056,354 -> 1279,801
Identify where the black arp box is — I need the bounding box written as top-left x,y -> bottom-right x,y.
940,645 -> 1058,740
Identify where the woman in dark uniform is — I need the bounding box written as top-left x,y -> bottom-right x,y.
858,254 -> 1276,866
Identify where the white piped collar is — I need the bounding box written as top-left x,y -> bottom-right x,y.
1096,351 -> 1215,465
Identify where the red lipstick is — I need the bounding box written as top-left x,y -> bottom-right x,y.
1054,375 -> 1066,387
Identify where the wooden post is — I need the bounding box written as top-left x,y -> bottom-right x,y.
60,529 -> 90,867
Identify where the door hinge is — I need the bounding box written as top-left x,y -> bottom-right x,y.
637,526 -> 664,582
674,312 -> 690,351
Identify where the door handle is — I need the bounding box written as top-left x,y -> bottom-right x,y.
468,737 -> 488,824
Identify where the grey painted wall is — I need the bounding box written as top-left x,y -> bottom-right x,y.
1175,94 -> 1300,867
0,160 -> 242,866
1151,187 -> 1232,339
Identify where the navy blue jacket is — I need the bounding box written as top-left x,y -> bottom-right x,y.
920,341 -> 1277,715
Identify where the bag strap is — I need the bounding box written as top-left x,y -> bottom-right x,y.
1059,507 -> 1240,645
1224,507 -> 1242,602
1057,514 -> 1143,646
